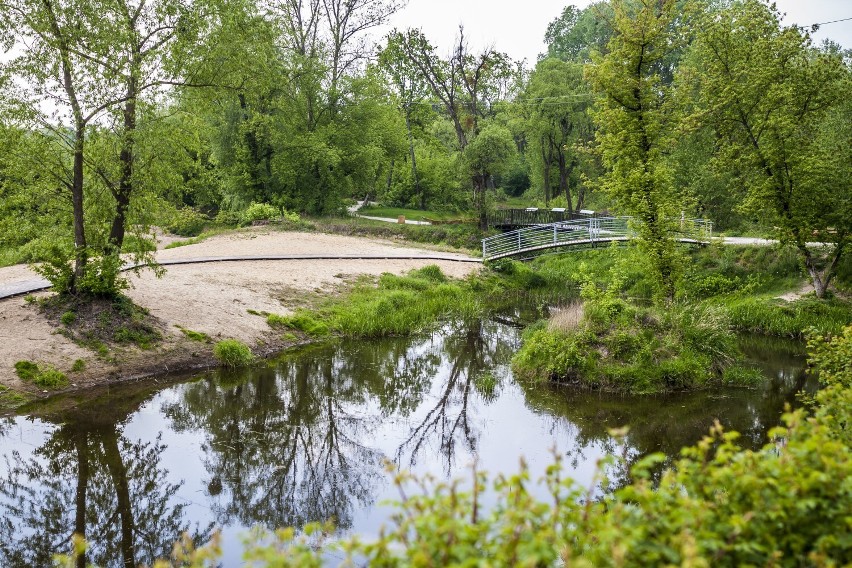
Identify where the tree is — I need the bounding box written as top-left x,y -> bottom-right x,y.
395,27 -> 517,227
0,0 -> 216,293
586,0 -> 683,300
543,2 -> 613,63
380,32 -> 431,208
685,0 -> 851,297
463,124 -> 516,226
524,58 -> 594,210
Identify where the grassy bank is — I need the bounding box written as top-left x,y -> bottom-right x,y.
512,295 -> 758,394
263,265 -> 482,339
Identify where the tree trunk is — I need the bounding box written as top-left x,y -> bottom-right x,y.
71,128 -> 87,291
557,153 -> 572,211
386,158 -> 395,194
540,138 -> 552,205
102,429 -> 136,568
404,110 -> 423,209
73,430 -> 89,568
473,175 -> 488,230
796,238 -> 846,299
109,58 -> 138,253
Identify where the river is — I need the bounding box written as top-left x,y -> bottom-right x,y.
0,320 -> 814,566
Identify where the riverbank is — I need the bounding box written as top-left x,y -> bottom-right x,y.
0,228 -> 481,410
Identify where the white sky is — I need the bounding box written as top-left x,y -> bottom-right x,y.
383,0 -> 852,63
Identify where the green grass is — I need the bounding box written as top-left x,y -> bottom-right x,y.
717,295 -> 852,337
512,297 -> 754,395
267,312 -> 330,337
177,326 -> 211,343
263,265 -> 481,340
71,359 -> 86,372
14,360 -> 69,389
213,339 -> 254,368
321,265 -> 479,338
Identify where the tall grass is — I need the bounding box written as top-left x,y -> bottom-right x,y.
324,266 -> 480,337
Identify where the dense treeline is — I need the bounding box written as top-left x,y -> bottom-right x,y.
0,0 -> 849,296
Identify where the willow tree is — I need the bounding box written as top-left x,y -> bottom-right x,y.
586,0 -> 683,300
684,0 -> 850,298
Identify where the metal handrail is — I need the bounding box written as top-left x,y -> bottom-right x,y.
482,216 -> 713,261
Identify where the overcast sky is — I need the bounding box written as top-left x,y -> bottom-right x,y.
382,0 -> 852,63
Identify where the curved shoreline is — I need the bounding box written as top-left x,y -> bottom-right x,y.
0,230 -> 483,410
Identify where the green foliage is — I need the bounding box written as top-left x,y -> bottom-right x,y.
177,327 -> 211,343
71,359 -> 86,372
213,339 -> 253,368
166,208 -> 208,237
240,202 -> 281,224
720,296 -> 852,338
14,360 -> 68,389
267,312 -> 329,338
60,311 -> 76,326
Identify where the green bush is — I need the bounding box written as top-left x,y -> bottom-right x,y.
241,202 -> 280,224
214,209 -> 242,227
60,311 -> 76,325
213,339 -> 253,368
167,208 -> 208,237
71,359 -> 86,372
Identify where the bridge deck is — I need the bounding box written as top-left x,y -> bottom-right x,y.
482,217 -> 712,261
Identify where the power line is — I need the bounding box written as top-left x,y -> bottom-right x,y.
812,16 -> 852,26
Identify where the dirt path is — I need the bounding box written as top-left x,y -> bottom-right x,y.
0,229 -> 481,403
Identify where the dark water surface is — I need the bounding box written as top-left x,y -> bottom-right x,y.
0,321 -> 814,566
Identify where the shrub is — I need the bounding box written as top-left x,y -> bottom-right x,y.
60,311 -> 76,325
213,339 -> 253,368
71,359 -> 86,372
241,202 -> 280,224
167,208 -> 208,237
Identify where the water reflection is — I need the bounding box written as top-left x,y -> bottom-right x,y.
0,394 -> 209,568
0,322 -> 814,563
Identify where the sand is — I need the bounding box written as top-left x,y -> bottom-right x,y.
0,228 -> 481,398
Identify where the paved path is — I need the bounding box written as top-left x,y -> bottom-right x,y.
347,200 -> 432,225
0,253 -> 482,301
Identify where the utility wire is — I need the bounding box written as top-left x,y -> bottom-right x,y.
812,16 -> 852,26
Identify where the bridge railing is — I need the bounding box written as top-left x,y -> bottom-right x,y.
481,217 -> 713,261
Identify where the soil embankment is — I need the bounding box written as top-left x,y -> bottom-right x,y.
0,228 -> 480,406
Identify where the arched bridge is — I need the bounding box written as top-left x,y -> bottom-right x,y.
481,216 -> 713,261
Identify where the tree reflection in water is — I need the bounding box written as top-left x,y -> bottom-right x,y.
395,320 -> 519,472
0,321 -> 811,563
162,321 -> 517,530
0,412 -> 208,568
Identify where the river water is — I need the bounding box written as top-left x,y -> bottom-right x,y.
0,321 -> 814,566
